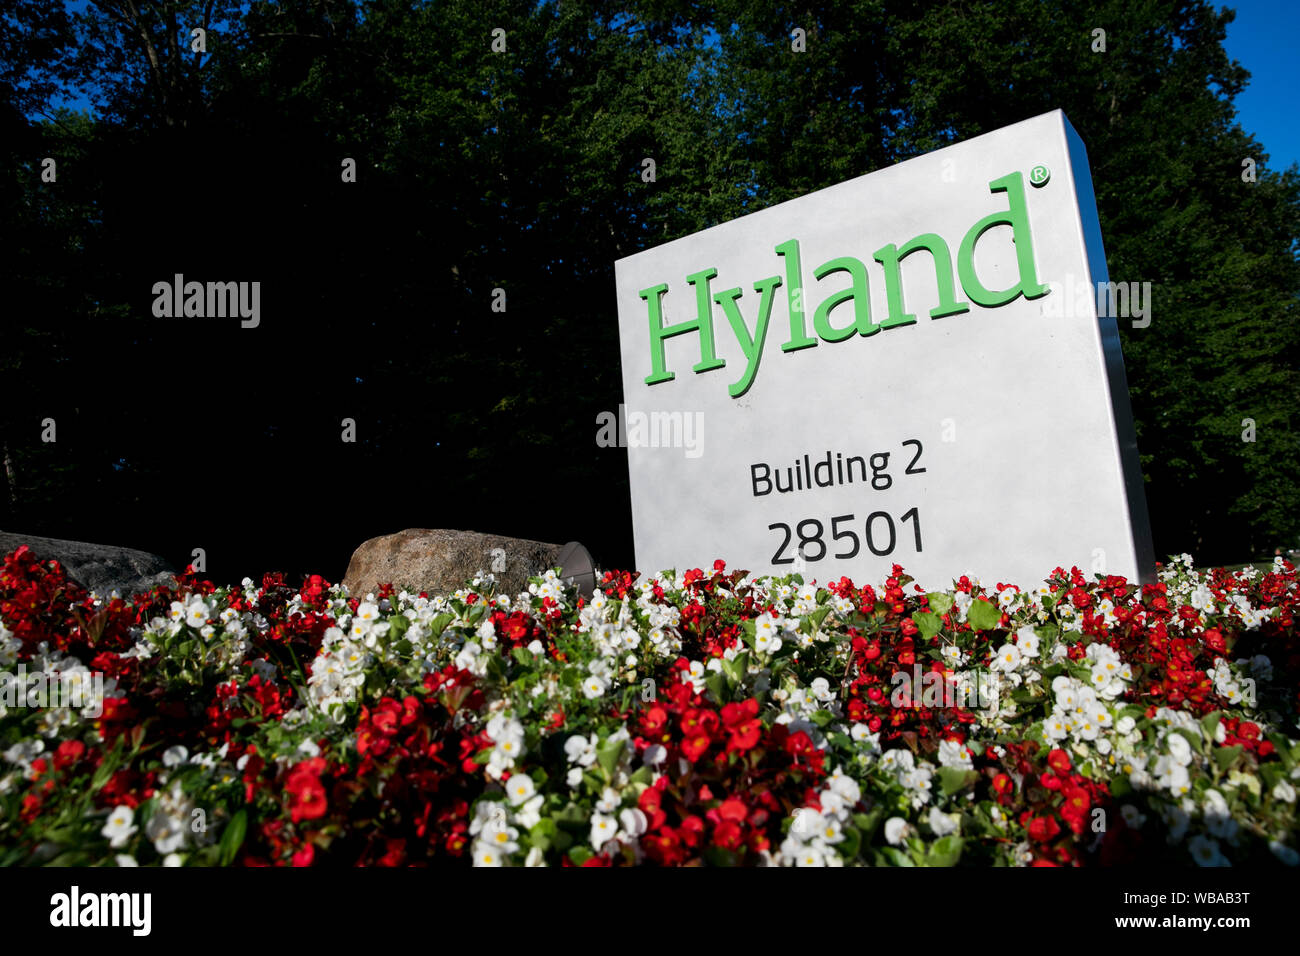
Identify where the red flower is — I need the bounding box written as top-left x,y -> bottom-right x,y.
681,734 -> 712,763
286,760 -> 328,823
1028,815 -> 1061,843
727,718 -> 762,753
718,798 -> 749,823
785,730 -> 815,758
638,787 -> 667,831
1047,749 -> 1072,774
712,819 -> 744,850
54,740 -> 86,770
720,698 -> 759,730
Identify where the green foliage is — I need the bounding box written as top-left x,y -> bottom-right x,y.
0,0 -> 1296,572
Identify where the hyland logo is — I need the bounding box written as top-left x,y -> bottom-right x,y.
0,664 -> 105,718
1041,272 -> 1152,328
595,403 -> 705,459
151,274 -> 260,328
890,664 -> 997,711
639,170 -> 1049,398
49,886 -> 151,936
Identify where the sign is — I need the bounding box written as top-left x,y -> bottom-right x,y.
612,111 -> 1154,589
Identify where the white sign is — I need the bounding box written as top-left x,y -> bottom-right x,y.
613,111 -> 1154,589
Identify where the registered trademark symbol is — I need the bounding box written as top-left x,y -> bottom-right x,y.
1029,164 -> 1050,187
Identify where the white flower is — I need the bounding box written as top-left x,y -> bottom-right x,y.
884,817 -> 911,846
595,788 -> 621,814
809,677 -> 834,702
1188,834 -> 1228,867
589,813 -> 618,850
162,745 -> 189,768
937,739 -> 972,770
619,808 -> 648,839
564,734 -> 597,767
992,643 -> 1021,672
162,853 -> 183,867
1015,627 -> 1040,658
101,806 -> 137,849
145,812 -> 187,854
1273,780 -> 1297,804
472,842 -> 506,867
793,845 -> 827,867
1269,841 -> 1299,866
928,807 -> 959,837
185,599 -> 210,629
582,675 -> 608,699
816,816 -> 845,844
115,855 -> 138,867
1120,804 -> 1146,829
506,774 -> 536,806
1166,733 -> 1193,767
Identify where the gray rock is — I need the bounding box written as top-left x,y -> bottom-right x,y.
342,529 -> 567,599
0,532 -> 177,598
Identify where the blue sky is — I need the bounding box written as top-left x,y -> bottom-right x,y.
1222,0 -> 1299,172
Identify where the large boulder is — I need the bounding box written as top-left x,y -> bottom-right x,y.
0,532 -> 176,598
342,529 -> 570,599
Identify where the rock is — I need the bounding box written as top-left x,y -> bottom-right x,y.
0,532 -> 177,598
342,529 -> 569,599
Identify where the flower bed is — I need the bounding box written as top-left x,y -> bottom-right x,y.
1,544 -> 1297,867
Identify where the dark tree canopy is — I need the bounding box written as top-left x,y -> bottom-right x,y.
1,0 -> 1297,582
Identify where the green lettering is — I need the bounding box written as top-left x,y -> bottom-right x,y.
812,257 -> 877,341
642,269 -> 727,386
957,172 -> 1050,308
775,239 -> 817,352
873,233 -> 969,329
714,275 -> 782,398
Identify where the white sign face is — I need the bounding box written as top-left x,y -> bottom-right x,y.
613,110 -> 1154,589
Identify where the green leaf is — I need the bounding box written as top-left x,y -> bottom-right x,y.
938,767 -> 977,796
553,803 -> 588,831
567,846 -> 593,866
528,818 -> 557,852
428,612 -> 454,638
967,599 -> 1001,632
703,846 -> 740,867
912,610 -> 942,639
925,592 -> 954,616
511,646 -> 534,667
219,809 -> 247,865
853,809 -> 883,842
596,738 -> 625,779
837,826 -> 862,860
705,671 -> 728,705
1213,745 -> 1244,772
879,847 -> 915,867
1200,711 -> 1223,741
925,835 -> 964,867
